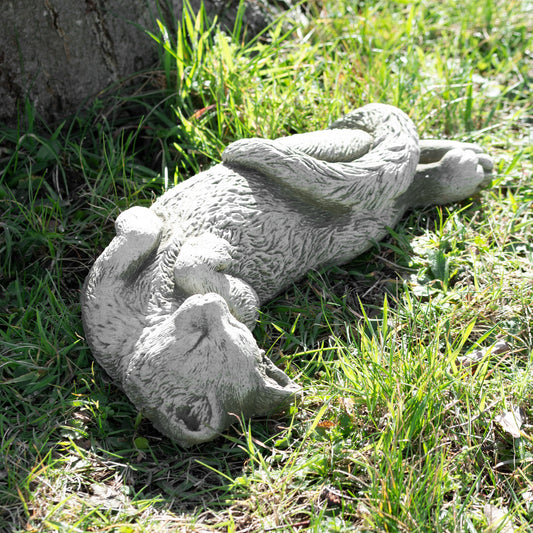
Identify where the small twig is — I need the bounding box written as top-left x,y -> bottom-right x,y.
495,457 -> 533,470
448,398 -> 501,430
375,254 -> 418,272
264,519 -> 311,531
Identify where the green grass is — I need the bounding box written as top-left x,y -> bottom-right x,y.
1,0 -> 532,530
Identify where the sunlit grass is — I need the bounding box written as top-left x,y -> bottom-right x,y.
1,0 -> 532,530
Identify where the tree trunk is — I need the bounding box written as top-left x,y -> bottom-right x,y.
0,0 -> 274,126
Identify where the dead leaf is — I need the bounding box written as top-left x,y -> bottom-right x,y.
84,482 -> 133,511
484,503 -> 516,533
494,407 -> 524,439
492,340 -> 510,355
458,340 -> 511,371
317,420 -> 337,429
339,397 -> 355,416
323,487 -> 342,506
191,104 -> 217,120
458,349 -> 484,369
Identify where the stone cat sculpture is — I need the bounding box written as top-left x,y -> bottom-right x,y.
82,103 -> 493,446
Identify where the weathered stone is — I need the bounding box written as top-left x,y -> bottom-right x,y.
81,103 -> 493,446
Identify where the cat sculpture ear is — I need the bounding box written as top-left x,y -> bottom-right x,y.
123,293 -> 300,446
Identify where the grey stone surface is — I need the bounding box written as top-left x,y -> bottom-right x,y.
81,103 -> 493,446
0,0 -> 275,125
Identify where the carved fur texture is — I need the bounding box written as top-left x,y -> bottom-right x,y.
81,104 -> 492,446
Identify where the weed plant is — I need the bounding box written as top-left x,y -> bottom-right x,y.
1,0 -> 532,531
